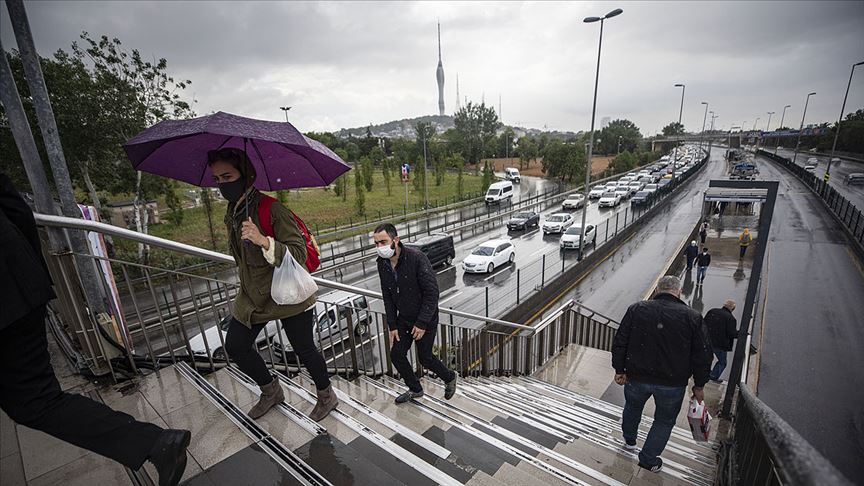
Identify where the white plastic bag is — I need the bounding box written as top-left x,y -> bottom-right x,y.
687,398 -> 711,442
271,251 -> 318,305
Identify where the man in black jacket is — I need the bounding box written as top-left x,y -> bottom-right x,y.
374,223 -> 457,404
684,240 -> 699,270
0,173 -> 190,486
696,246 -> 711,285
705,299 -> 739,383
612,275 -> 712,473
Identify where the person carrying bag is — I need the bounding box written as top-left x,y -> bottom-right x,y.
208,148 -> 337,422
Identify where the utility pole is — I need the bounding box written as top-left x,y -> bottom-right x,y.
792,92 -> 816,167
826,61 -> 864,183
6,0 -> 107,315
774,105 -> 790,155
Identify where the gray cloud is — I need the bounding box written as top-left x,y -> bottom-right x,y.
2,1 -> 862,135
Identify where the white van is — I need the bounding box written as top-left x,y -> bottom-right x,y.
485,180 -> 514,205
504,167 -> 521,183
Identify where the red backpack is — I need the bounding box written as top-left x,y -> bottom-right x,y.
257,195 -> 321,273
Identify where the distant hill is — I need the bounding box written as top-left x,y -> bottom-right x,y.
337,114 -> 579,141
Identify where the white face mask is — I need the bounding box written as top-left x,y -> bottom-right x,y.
377,242 -> 396,259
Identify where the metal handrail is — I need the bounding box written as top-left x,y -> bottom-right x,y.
34,213 -> 533,330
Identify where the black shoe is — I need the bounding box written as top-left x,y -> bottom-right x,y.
395,389 -> 424,404
444,373 -> 458,400
623,439 -> 638,452
148,429 -> 191,486
638,457 -> 663,473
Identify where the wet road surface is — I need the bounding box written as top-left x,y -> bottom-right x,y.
773,146 -> 864,208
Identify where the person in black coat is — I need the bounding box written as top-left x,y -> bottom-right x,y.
705,300 -> 739,383
684,240 -> 699,270
696,247 -> 711,285
0,173 -> 189,486
374,223 -> 457,404
611,275 -> 712,473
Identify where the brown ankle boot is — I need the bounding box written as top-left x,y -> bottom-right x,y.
309,384 -> 338,422
248,377 -> 284,419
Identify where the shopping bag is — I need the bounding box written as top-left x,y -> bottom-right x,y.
271,251 -> 318,305
687,398 -> 711,442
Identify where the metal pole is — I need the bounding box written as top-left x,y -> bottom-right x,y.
671,83 -> 685,178
826,62 -> 863,181
792,92 -> 816,167
6,0 -> 106,314
774,105 -> 790,155
423,130 -> 429,212
699,102 -> 708,155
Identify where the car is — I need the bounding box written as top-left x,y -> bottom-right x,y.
605,182 -> 619,191
562,193 -> 586,210
806,157 -> 819,165
638,176 -> 653,184
485,181 -> 514,204
462,239 -> 515,273
619,175 -> 636,184
631,190 -> 650,205
507,211 -> 540,230
643,183 -> 659,194
804,165 -> 817,173
588,185 -> 606,199
627,181 -> 644,193
560,225 -> 597,250
403,233 -> 456,267
505,167 -> 521,182
614,187 -> 631,200
188,291 -> 371,358
598,191 -> 622,208
658,178 -> 672,189
845,173 -> 864,185
542,213 -> 575,234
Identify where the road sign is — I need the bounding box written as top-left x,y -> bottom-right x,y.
401,163 -> 410,182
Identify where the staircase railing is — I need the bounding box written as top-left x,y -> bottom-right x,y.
34,213 -> 619,382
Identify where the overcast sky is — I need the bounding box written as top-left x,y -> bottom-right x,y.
2,1 -> 863,136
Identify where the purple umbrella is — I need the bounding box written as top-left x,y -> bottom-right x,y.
123,111 -> 350,190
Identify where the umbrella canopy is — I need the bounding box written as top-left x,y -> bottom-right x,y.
123,111 -> 350,190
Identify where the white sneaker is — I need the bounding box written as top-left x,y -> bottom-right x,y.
623,440 -> 638,452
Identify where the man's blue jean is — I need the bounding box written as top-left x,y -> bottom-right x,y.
622,380 -> 687,467
696,265 -> 708,282
710,348 -> 727,381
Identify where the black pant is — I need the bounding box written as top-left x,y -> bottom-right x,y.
740,245 -> 748,258
225,309 -> 331,391
390,325 -> 455,393
0,306 -> 162,470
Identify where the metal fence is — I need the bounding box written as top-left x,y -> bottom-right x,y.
35,213 -> 619,383
758,150 -> 863,247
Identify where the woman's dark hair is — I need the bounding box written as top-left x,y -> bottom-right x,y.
207,147 -> 249,169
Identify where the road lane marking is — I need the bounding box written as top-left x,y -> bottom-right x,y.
527,247 -> 548,258
520,228 -> 540,239
440,290 -> 463,304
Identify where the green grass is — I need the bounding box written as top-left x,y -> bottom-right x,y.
144,171 -> 485,258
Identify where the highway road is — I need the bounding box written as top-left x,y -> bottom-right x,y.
772,146 -> 864,208
752,154 -> 864,482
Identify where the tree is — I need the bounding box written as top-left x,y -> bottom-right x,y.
662,122 -> 685,136
360,156 -> 374,192
449,154 -> 466,198
541,140 -> 585,182
333,149 -> 349,201
372,146 -> 392,196
353,164 -> 365,215
517,136 -> 538,171
497,127 -> 516,158
164,182 -> 184,226
598,119 -> 642,155
608,150 -> 638,174
276,190 -> 290,205
200,188 -> 217,249
453,101 -> 500,165
481,161 -> 495,190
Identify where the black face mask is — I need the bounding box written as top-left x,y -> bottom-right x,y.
218,179 -> 246,202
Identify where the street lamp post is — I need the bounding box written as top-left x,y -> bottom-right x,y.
671,83 -> 685,176
826,61 -> 864,182
774,104 -> 791,155
708,112 -> 717,155
698,102 -> 708,156
617,135 -> 622,155
578,7 -> 623,261
792,92 -> 816,167
762,111 -> 774,150
279,106 -> 292,122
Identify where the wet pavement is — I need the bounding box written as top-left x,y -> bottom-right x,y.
750,154 -> 864,481
772,146 -> 864,208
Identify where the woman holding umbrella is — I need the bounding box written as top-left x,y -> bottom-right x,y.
208,147 -> 337,421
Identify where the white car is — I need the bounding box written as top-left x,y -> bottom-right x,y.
806,157 -> 819,165
804,165 -> 817,173
559,225 -> 597,250
562,194 -> 586,209
588,186 -> 606,199
614,187 -> 631,200
462,239 -> 515,273
542,213 -> 575,234
598,191 -> 622,208
643,183 -> 659,194
627,181 -> 644,194
188,291 -> 370,358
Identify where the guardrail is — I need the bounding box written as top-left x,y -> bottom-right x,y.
34,213 -> 614,382
757,150 -> 863,252
717,384 -> 851,485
